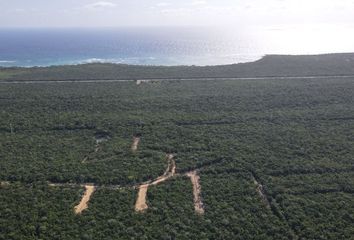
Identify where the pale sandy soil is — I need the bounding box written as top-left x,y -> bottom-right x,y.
151,154 -> 176,185
131,137 -> 140,152
136,80 -> 154,85
186,171 -> 204,214
134,154 -> 176,212
4,155 -> 206,215
151,176 -> 170,185
30,153 -> 208,215
170,159 -> 176,175
0,181 -> 10,187
81,156 -> 88,164
49,183 -> 82,188
74,185 -> 95,214
135,184 -> 149,212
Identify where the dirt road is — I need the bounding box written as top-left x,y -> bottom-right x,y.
186,171 -> 204,214
134,154 -> 176,212
74,185 -> 95,214
135,184 -> 149,212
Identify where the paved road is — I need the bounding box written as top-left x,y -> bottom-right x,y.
1,75 -> 354,84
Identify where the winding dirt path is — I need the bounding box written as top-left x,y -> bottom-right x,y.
13,153 -> 208,215
159,154 -> 175,178
131,137 -> 140,152
186,171 -> 204,214
135,154 -> 176,212
74,185 -> 95,214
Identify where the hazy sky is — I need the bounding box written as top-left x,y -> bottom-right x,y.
1,0 -> 354,28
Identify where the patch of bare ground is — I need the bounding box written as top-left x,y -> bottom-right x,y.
15,153 -> 209,215
131,136 -> 140,152
135,184 -> 149,212
81,156 -> 89,164
186,171 -> 204,214
252,177 -> 271,208
136,80 -> 157,85
74,185 -> 95,214
1,181 -> 10,187
151,154 -> 176,185
168,154 -> 176,175
49,183 -> 80,188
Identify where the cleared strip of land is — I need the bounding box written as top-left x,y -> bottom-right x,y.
81,156 -> 88,164
252,177 -> 271,208
135,184 -> 149,212
131,136 -> 140,152
1,75 -> 354,84
135,154 -> 176,212
136,80 -> 154,85
9,154 -> 208,214
168,154 -> 176,175
74,185 -> 95,214
186,171 -> 204,214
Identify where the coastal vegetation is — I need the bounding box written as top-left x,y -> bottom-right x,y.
1,53 -> 354,81
1,56 -> 354,239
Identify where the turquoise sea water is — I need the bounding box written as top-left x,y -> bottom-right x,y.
1,26 -> 354,67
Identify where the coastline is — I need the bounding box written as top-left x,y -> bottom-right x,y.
1,53 -> 354,82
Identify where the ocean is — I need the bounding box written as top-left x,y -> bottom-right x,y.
1,25 -> 354,67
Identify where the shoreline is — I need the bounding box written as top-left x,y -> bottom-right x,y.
1,52 -> 354,69
1,53 -> 354,82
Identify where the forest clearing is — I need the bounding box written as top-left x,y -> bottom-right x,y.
186,171 -> 204,214
135,184 -> 149,211
74,185 -> 95,214
131,136 -> 140,152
